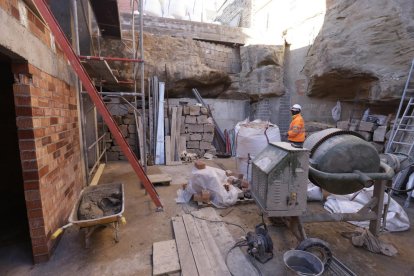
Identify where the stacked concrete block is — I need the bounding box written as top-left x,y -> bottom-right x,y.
105,113 -> 139,161
336,119 -> 389,153
181,104 -> 216,156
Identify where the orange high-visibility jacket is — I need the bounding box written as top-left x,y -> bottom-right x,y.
288,114 -> 305,142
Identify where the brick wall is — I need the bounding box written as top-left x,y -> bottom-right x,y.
1,0 -> 84,263
12,63 -> 84,263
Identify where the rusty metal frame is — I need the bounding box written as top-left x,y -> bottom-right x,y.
33,0 -> 163,210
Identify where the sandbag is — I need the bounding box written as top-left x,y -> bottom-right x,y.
324,188 -> 410,232
176,166 -> 241,208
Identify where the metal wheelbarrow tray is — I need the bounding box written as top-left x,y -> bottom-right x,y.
53,183 -> 125,248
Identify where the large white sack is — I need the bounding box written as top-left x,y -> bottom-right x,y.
235,119 -> 281,178
324,188 -> 410,232
175,166 -> 241,208
144,0 -> 162,17
169,0 -> 188,19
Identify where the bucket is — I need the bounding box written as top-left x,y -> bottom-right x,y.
283,250 -> 324,276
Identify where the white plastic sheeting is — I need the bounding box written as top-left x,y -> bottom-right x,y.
235,119 -> 281,179
176,166 -> 241,208
324,187 -> 410,232
307,182 -> 323,201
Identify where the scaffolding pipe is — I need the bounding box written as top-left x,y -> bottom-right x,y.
139,0 -> 147,170
71,0 -> 89,184
81,91 -> 144,96
79,55 -> 144,63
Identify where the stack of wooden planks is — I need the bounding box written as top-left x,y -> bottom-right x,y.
170,207 -> 258,276
165,106 -> 186,166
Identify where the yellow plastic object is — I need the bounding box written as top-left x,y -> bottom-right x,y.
121,216 -> 127,225
51,228 -> 64,239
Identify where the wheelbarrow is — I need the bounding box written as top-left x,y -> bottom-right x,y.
52,182 -> 126,248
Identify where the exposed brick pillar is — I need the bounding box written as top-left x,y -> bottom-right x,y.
12,63 -> 84,263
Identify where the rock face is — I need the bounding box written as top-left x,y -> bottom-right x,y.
303,0 -> 414,102
97,33 -> 231,98
240,45 -> 285,99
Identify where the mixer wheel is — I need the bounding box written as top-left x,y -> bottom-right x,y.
296,238 -> 332,269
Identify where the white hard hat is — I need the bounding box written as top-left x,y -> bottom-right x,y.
291,104 -> 302,110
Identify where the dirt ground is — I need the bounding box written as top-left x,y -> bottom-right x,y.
2,159 -> 414,275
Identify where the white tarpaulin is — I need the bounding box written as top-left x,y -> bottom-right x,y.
235,119 -> 281,179
324,187 -> 410,232
176,166 -> 241,208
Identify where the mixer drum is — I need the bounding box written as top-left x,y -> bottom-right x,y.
304,129 -> 380,195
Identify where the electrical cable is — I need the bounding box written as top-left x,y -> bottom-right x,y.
181,205 -> 246,234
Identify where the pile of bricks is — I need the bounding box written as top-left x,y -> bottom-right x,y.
105,112 -> 137,161
336,119 -> 391,153
182,105 -> 216,157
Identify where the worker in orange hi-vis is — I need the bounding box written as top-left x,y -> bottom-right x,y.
287,104 -> 306,148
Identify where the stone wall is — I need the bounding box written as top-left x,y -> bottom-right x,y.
196,41 -> 241,74
121,14 -> 247,45
1,0 -> 84,263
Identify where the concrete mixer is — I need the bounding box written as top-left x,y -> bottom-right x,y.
251,128 -> 400,244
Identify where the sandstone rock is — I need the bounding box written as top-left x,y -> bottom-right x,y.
303,0 -> 414,102
240,45 -> 285,98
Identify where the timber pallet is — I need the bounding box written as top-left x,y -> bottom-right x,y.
195,197 -> 255,208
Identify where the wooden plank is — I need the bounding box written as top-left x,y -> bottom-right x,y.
166,160 -> 182,166
165,136 -> 171,165
193,219 -> 231,276
192,208 -> 258,276
90,163 -> 105,186
148,173 -> 172,184
182,214 -> 214,276
153,240 -> 181,276
171,217 -> 199,276
136,115 -> 144,164
170,107 -> 178,162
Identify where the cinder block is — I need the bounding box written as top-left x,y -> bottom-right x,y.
204,124 -> 215,133
190,134 -> 202,141
183,106 -> 190,115
187,124 -> 204,133
123,118 -> 132,124
106,151 -> 119,161
197,115 -> 208,124
189,105 -> 200,116
358,121 -> 376,132
373,126 -> 388,142
187,141 -> 200,149
202,133 -> 214,142
185,115 -> 197,124
200,141 -> 212,150
128,125 -> 136,133
200,107 -> 208,115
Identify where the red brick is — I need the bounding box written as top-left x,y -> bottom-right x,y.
50,117 -> 58,125
53,150 -> 61,159
13,84 -> 31,95
34,17 -> 45,33
25,190 -> 40,201
18,129 -> 34,140
32,244 -> 48,255
28,209 -> 44,219
16,117 -> 34,129
29,217 -> 45,229
21,150 -> 37,160
30,227 -> 46,238
33,128 -> 46,138
14,95 -> 32,106
23,170 -> 39,181
22,160 -> 38,170
26,200 -> 42,209
38,165 -> 49,177
24,181 -> 39,190
41,136 -> 52,146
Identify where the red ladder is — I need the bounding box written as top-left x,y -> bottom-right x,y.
33,0 -> 163,210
